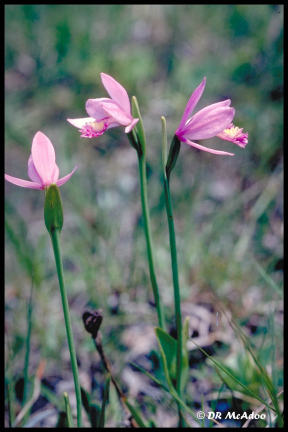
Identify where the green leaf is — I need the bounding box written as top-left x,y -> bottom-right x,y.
155,327 -> 177,381
124,399 -> 148,428
230,323 -> 283,426
189,337 -> 276,413
63,392 -> 75,427
154,327 -> 201,425
129,362 -> 169,392
155,321 -> 189,394
180,317 -> 190,395
200,393 -> 205,428
80,387 -> 100,428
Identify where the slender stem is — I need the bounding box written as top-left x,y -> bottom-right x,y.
161,119 -> 184,425
163,176 -> 183,398
7,384 -> 12,428
23,276 -> 34,405
6,331 -> 15,426
49,229 -> 82,427
137,151 -> 166,331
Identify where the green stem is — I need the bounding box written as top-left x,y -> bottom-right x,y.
23,276 -> 34,405
164,177 -> 185,427
163,177 -> 183,398
137,151 -> 166,331
161,119 -> 184,426
49,229 -> 82,427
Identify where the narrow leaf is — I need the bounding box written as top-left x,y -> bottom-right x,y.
180,317 -> 190,395
129,362 -> 169,392
189,337 -> 276,412
124,399 -> 148,428
63,392 -> 75,427
155,327 -> 177,380
155,327 -> 201,425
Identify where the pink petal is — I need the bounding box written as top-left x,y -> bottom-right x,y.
99,101 -> 132,125
101,73 -> 131,115
185,99 -> 232,131
176,78 -> 206,133
180,138 -> 234,156
125,118 -> 139,133
51,163 -> 60,183
85,98 -> 112,120
56,165 -> 78,187
28,155 -> 42,185
5,174 -> 43,189
67,117 -> 95,128
31,132 -> 57,186
106,121 -> 123,130
182,106 -> 235,140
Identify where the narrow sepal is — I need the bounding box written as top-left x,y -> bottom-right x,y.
166,135 -> 181,181
131,96 -> 146,156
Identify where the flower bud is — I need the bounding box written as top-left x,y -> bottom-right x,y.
44,184 -> 64,235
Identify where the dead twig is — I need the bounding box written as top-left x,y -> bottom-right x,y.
82,310 -> 139,428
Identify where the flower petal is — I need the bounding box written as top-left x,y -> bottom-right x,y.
31,132 -> 57,186
28,155 -> 42,185
180,137 -> 234,156
182,106 -> 235,140
176,77 -> 206,133
101,73 -> 131,115
56,165 -> 78,187
185,99 -> 232,130
67,117 -> 95,128
85,98 -> 112,120
99,101 -> 132,125
106,121 -> 123,130
5,174 -> 43,189
125,118 -> 139,133
51,163 -> 60,183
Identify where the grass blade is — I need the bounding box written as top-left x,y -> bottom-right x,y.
124,399 -> 148,428
189,337 -> 276,412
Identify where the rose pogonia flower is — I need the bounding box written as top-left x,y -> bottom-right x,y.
5,131 -> 78,189
175,77 -> 248,156
67,73 -> 139,138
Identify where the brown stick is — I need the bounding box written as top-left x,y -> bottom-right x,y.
83,311 -> 138,428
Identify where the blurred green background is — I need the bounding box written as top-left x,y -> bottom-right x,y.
5,4 -> 283,426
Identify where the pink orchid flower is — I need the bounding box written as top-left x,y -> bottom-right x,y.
5,131 -> 78,189
175,77 -> 248,156
67,73 -> 139,138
